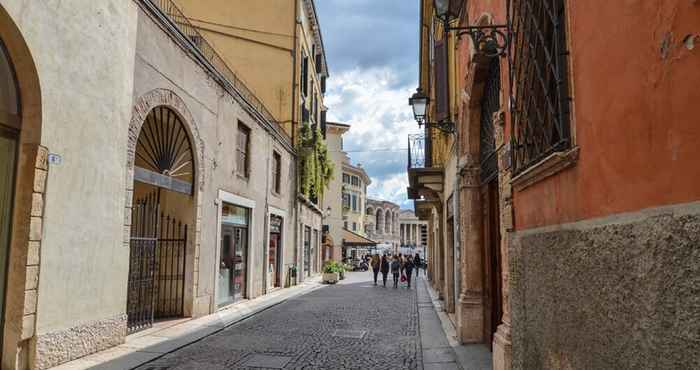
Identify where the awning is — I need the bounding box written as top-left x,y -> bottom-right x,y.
342,229 -> 378,247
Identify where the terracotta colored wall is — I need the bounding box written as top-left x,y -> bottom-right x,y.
514,0 -> 700,230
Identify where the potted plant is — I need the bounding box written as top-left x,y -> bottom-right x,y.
322,261 -> 342,284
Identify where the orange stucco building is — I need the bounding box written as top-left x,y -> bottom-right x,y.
409,1 -> 699,369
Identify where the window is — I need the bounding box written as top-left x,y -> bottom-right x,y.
301,51 -> 309,97
511,0 -> 571,175
343,193 -> 351,209
352,222 -> 357,231
272,151 -> 281,194
351,194 -> 357,212
342,174 -> 351,184
351,176 -> 360,186
344,221 -> 348,229
237,123 -> 250,178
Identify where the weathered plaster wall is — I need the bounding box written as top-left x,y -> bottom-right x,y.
0,1 -> 141,368
510,202 -> 700,370
133,7 -> 296,312
514,0 -> 700,229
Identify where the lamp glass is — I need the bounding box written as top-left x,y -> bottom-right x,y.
411,96 -> 428,122
434,0 -> 450,18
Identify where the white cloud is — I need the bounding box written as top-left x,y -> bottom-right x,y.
325,67 -> 421,209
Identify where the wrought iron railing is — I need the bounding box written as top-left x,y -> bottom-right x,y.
509,0 -> 571,175
143,0 -> 282,138
407,134 -> 427,169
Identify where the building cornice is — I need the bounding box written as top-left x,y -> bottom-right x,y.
302,0 -> 329,77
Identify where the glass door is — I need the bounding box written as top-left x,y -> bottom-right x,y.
218,203 -> 248,307
303,226 -> 311,277
0,129 -> 17,329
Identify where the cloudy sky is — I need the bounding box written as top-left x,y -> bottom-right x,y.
315,0 -> 421,209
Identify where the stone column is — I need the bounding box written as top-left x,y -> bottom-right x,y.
492,111 -> 513,370
457,163 -> 485,343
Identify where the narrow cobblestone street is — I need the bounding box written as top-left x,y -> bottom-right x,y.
136,272 -> 431,370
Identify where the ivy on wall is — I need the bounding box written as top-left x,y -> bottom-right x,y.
299,123 -> 334,203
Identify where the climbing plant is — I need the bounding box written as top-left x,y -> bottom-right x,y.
299,123 -> 334,202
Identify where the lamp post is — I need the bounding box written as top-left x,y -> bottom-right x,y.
409,1 -> 510,134
408,88 -> 456,134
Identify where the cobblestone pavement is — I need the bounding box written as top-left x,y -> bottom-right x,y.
136,272 -> 421,370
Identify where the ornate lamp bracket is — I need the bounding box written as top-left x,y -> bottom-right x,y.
417,118 -> 457,135
450,24 -> 509,57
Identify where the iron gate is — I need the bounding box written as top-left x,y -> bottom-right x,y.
127,192 -> 188,333
479,56 -> 502,185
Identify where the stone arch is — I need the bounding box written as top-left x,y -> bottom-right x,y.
124,89 -> 205,319
0,4 -> 44,368
384,208 -> 391,234
375,208 -> 384,233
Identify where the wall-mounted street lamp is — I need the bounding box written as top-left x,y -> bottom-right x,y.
408,88 -> 456,134
434,0 -> 509,57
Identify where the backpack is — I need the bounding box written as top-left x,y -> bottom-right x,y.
391,260 -> 400,273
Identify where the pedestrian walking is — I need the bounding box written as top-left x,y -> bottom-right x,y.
414,253 -> 422,277
391,255 -> 401,288
404,256 -> 415,289
370,254 -> 380,285
380,255 -> 390,287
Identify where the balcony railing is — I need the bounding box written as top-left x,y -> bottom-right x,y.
143,0 -> 284,140
407,134 -> 427,169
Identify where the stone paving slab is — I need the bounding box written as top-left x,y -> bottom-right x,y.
50,277 -> 324,370
135,272 -> 420,370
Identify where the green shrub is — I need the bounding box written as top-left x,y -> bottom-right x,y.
323,261 -> 344,274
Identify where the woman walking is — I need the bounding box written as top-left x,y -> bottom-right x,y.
404,256 -> 415,289
370,254 -> 380,285
380,255 -> 390,287
391,255 -> 401,288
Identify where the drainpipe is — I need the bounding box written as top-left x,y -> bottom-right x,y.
292,0 -> 300,286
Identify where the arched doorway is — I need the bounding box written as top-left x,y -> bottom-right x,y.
478,54 -> 503,350
127,105 -> 197,333
0,37 -> 20,353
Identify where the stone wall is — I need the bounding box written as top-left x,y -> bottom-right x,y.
510,202 -> 700,370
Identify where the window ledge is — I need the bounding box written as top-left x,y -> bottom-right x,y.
511,146 -> 580,191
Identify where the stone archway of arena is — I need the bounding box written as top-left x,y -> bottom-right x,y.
124,89 -> 204,334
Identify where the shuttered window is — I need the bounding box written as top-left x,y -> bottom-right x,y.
434,39 -> 448,121
272,151 -> 281,194
237,123 -> 250,178
302,52 -> 309,97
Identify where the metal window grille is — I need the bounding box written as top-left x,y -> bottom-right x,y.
510,0 -> 571,175
480,57 -> 501,184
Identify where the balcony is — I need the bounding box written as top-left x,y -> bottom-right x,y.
406,134 -> 444,201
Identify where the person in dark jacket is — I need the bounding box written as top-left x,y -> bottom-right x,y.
414,253 -> 422,277
370,254 -> 380,285
390,255 -> 401,288
380,255 -> 390,287
404,256 -> 415,289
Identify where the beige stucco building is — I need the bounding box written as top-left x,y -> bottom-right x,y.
0,1 -> 328,369
399,210 -> 428,255
173,0 -> 329,143
320,121 -> 348,261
